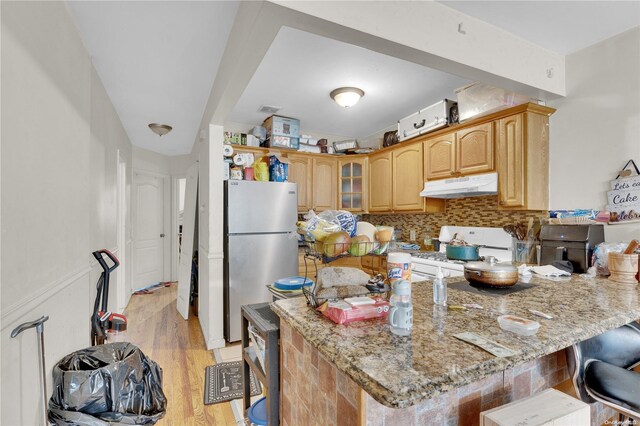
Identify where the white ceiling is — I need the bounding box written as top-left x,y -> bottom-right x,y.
440,1 -> 640,55
67,1 -> 239,156
228,27 -> 470,139
66,1 -> 640,156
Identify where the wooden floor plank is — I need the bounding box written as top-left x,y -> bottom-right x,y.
124,284 -> 236,425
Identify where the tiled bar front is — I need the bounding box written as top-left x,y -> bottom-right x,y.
281,322 -> 615,425
273,275 -> 639,425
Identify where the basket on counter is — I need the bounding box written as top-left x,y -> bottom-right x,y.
302,237 -> 389,262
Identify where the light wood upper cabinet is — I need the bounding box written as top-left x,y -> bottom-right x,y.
230,103 -> 554,212
497,111 -> 550,210
288,154 -> 313,212
497,114 -> 524,208
369,143 -> 441,213
338,157 -> 367,212
424,122 -> 494,179
312,157 -> 337,212
392,143 -> 424,211
456,122 -> 494,175
425,134 -> 456,179
368,151 -> 392,212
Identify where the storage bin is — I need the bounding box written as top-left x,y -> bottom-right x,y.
480,388 -> 589,425
456,83 -> 531,122
262,115 -> 300,138
397,99 -> 457,142
264,135 -> 299,150
247,397 -> 267,426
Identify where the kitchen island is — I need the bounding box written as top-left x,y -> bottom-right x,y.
271,275 -> 640,425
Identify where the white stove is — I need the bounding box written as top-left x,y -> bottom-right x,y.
410,226 -> 512,282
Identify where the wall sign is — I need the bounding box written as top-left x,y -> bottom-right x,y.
608,159 -> 640,224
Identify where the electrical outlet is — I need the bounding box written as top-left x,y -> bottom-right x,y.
410,230 -> 416,241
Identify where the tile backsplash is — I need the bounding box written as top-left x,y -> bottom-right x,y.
363,196 -> 546,240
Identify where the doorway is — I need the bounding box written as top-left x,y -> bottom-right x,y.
132,170 -> 171,290
172,177 -> 186,283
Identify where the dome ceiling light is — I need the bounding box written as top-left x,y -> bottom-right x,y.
330,87 -> 365,108
148,123 -> 173,136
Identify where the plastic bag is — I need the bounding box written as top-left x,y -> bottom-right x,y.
48,342 -> 166,425
253,157 -> 269,182
297,210 -> 341,237
313,210 -> 357,237
593,242 -> 629,276
317,298 -> 390,324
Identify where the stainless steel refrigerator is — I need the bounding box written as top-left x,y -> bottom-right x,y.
224,180 -> 298,341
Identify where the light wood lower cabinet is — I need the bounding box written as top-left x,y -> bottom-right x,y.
360,255 -> 387,277
311,158 -> 337,212
497,112 -> 550,210
297,249 -> 371,278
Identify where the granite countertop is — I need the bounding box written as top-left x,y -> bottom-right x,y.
271,275 -> 640,409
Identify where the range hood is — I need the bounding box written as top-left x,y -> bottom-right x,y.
420,172 -> 498,199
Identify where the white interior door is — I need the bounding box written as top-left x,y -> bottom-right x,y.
177,163 -> 198,319
133,171 -> 166,290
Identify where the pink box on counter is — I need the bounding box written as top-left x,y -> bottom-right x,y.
318,298 -> 390,324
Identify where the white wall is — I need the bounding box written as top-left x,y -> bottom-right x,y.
197,126 -> 224,349
548,27 -> 640,210
185,124 -> 225,350
1,2 -> 133,423
90,66 -> 134,313
132,146 -> 171,175
271,0 -> 565,97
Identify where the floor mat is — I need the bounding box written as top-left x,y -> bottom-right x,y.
204,361 -> 261,405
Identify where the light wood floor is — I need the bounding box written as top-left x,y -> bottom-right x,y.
124,284 -> 237,425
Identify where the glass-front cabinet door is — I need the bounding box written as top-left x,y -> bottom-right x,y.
338,158 -> 367,212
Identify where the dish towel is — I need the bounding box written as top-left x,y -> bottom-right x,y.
398,243 -> 421,250
530,265 -> 572,277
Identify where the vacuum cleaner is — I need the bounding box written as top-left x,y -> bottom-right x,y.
91,249 -> 127,345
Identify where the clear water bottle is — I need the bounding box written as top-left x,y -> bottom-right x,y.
389,280 -> 413,336
433,267 -> 447,306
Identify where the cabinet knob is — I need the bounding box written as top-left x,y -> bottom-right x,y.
450,171 -> 456,175
499,201 -> 504,206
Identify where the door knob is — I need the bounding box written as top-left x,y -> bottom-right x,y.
160,234 -> 165,238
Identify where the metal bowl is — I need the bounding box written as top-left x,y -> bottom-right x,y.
464,256 -> 518,287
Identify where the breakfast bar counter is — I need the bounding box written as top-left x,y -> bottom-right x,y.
271,275 -> 640,425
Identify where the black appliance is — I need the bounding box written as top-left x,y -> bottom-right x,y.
539,224 -> 605,273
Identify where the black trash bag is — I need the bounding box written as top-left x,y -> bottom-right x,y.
48,342 -> 166,425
